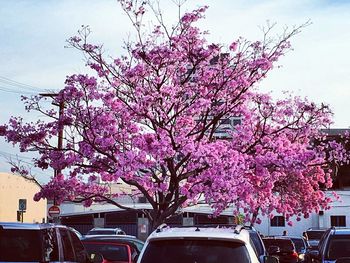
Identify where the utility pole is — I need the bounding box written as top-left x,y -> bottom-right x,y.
40,93 -> 64,207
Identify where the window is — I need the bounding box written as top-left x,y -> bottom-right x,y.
331,215 -> 346,227
270,216 -> 285,227
69,230 -> 86,263
0,229 -> 42,261
83,242 -> 129,262
325,235 -> 350,260
140,239 -> 251,263
60,228 -> 75,261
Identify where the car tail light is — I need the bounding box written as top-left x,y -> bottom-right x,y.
292,252 -> 299,258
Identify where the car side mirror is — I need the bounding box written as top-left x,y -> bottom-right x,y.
264,255 -> 279,263
89,253 -> 103,263
268,245 -> 281,255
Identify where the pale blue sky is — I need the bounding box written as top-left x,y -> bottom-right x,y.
0,0 -> 350,180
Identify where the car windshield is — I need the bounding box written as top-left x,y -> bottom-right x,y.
83,242 -> 129,261
87,230 -> 115,235
263,238 -> 294,252
291,238 -> 306,252
140,239 -> 251,263
306,230 -> 325,240
0,228 -> 58,262
326,235 -> 350,260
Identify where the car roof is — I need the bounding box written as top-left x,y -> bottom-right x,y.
330,228 -> 350,235
89,227 -> 122,231
82,235 -> 141,241
0,222 -> 65,230
147,226 -> 250,243
262,237 -> 294,242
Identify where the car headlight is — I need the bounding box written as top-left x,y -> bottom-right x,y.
298,254 -> 305,260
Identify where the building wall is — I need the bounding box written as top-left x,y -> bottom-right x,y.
254,191 -> 350,236
0,172 -> 47,223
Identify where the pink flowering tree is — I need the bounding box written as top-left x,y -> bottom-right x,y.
0,1 -> 347,229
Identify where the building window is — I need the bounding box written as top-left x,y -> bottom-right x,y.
331,215 -> 346,227
270,216 -> 285,227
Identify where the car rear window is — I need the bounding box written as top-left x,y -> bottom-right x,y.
290,238 -> 306,252
83,242 -> 129,261
263,238 -> 294,252
0,228 -> 58,262
140,239 -> 251,263
326,235 -> 350,260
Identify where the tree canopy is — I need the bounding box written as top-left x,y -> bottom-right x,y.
1,1 -> 348,229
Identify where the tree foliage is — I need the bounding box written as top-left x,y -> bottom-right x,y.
0,1 -> 347,229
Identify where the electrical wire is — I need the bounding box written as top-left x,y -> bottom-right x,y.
0,76 -> 59,95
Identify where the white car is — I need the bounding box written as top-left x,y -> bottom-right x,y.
137,224 -> 278,263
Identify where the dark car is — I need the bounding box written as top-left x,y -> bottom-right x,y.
263,237 -> 299,263
82,236 -> 144,263
313,228 -> 350,263
0,222 -> 89,263
306,228 -> 327,249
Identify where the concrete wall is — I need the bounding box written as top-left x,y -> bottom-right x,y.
0,172 -> 47,223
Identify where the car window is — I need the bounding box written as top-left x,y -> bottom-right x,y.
83,242 -> 129,261
69,229 -> 87,263
60,228 -> 76,262
263,239 -> 294,252
140,239 -> 251,263
249,231 -> 264,257
42,228 -> 59,261
306,230 -> 325,240
132,240 -> 145,252
291,238 -> 306,252
326,235 -> 350,260
0,229 -> 42,262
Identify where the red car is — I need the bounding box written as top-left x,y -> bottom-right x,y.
262,237 -> 299,263
82,238 -> 140,263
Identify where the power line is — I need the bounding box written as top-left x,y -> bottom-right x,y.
0,85 -> 38,95
0,150 -> 36,161
0,76 -> 46,91
0,76 -> 59,95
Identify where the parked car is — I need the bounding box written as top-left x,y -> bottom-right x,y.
82,236 -> 141,263
85,227 -> 126,236
305,228 -> 328,249
0,222 -> 90,263
137,224 -> 278,263
305,228 -> 328,263
312,228 -> 350,263
263,237 -> 299,263
82,235 -> 144,253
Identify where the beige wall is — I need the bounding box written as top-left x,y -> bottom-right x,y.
0,172 -> 47,223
